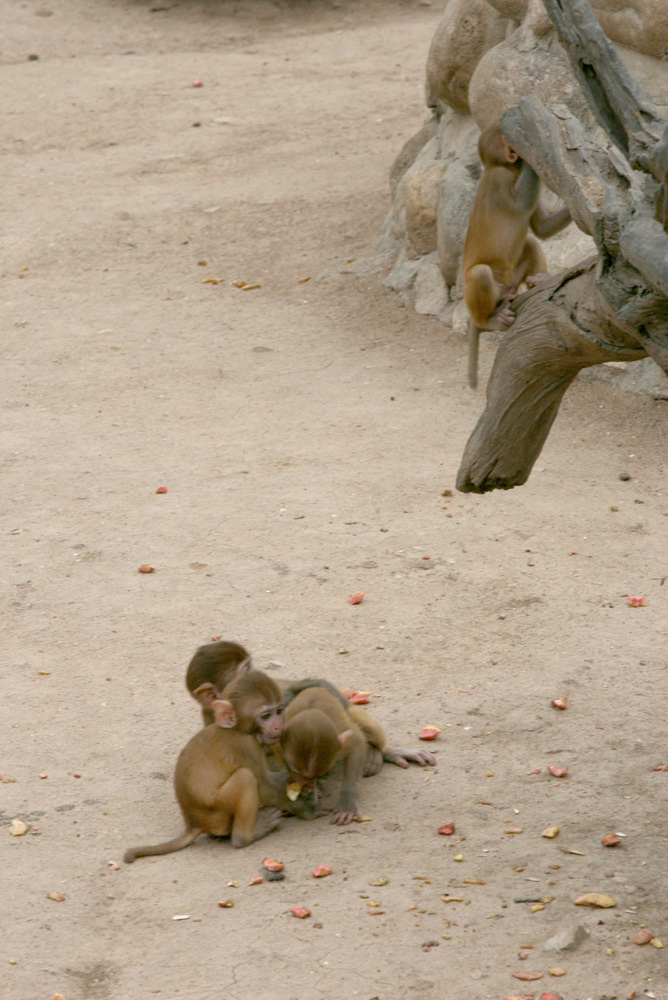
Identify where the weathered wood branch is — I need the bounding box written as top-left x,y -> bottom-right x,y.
500,97 -> 668,302
456,264 -> 647,493
542,0 -> 668,179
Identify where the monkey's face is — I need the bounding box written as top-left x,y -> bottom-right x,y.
251,700 -> 285,746
281,717 -> 341,788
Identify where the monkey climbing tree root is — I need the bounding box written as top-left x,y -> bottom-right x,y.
456,0 -> 668,492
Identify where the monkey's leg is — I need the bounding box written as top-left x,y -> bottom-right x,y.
348,705 -> 386,777
222,767 -> 282,847
464,265 -> 505,388
516,236 -> 548,288
332,733 -> 367,826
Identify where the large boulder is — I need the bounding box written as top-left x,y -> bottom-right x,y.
592,0 -> 668,59
468,17 -> 597,129
425,0 -> 508,114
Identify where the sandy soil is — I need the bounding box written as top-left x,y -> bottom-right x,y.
2,2 -> 668,998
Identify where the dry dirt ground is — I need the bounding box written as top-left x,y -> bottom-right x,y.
2,2 -> 668,999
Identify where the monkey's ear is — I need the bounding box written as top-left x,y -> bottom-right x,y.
239,656 -> 253,672
193,682 -> 220,708
338,728 -> 353,747
502,136 -> 519,164
213,699 -> 237,728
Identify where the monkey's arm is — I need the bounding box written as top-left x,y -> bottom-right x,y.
530,201 -> 571,238
332,732 -> 367,825
510,160 -> 541,211
282,678 -> 350,710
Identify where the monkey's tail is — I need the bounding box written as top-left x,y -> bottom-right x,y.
467,319 -> 479,389
123,827 -> 203,863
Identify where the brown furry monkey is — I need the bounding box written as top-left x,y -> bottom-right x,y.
462,122 -> 571,388
280,686 -> 367,825
124,670 -> 315,862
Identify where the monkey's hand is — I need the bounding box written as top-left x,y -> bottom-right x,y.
383,746 -> 436,768
331,794 -> 362,826
524,271 -> 549,288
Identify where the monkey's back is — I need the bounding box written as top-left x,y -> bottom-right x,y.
463,167 -> 534,284
284,687 -> 351,732
173,725 -> 263,814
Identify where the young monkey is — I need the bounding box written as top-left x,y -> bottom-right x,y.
279,688 -> 436,825
124,670 -> 315,862
280,687 -> 368,825
462,122 -> 571,388
185,639 -> 434,777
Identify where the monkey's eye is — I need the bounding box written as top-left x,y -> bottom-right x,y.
276,704 -> 285,715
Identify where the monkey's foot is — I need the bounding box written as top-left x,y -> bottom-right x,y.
484,302 -> 516,331
251,806 -> 282,839
383,746 -> 436,768
525,271 -> 549,288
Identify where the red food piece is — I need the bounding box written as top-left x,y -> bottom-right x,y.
261,858 -> 284,872
601,833 -> 621,846
192,79 -> 203,87
155,485 -> 168,494
528,768 -> 542,775
633,929 -> 653,945
551,698 -> 567,710
340,688 -> 370,705
540,994 -> 564,1000
419,725 -> 442,740
438,822 -> 455,835
311,864 -> 332,878
547,765 -> 568,778
289,905 -> 311,919
348,590 -> 364,605
626,595 -> 646,607
138,564 -> 155,573
248,875 -> 263,885
511,970 -> 543,981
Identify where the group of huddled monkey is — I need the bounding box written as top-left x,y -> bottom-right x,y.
462,122 -> 572,388
124,640 -> 435,862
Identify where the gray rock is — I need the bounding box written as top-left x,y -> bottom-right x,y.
426,0 -> 508,114
579,357 -> 668,399
468,19 -> 598,130
484,0 -> 527,20
543,924 -> 589,952
390,116 -> 438,198
405,159 -> 445,258
383,250 -> 421,293
436,159 -> 477,286
414,254 -> 449,315
593,0 -> 668,59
